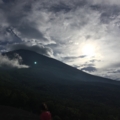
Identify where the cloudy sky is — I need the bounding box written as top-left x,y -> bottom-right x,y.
0,0 -> 120,80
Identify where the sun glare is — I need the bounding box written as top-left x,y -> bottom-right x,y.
82,44 -> 95,56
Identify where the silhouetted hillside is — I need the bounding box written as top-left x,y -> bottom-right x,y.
3,49 -> 120,84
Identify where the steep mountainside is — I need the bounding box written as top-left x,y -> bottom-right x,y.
3,49 -> 120,84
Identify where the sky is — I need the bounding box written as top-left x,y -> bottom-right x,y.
0,0 -> 120,80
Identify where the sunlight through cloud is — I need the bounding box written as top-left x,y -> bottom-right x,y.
82,44 -> 95,57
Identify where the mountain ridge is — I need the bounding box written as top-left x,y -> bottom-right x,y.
3,49 -> 119,84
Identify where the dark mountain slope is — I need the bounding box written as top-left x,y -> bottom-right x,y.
3,49 -> 120,85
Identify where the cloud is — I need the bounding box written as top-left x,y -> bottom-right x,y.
88,0 -> 120,6
49,2 -> 72,12
0,45 -> 6,53
76,60 -> 97,72
0,0 -> 48,44
17,24 -> 48,41
8,43 -> 54,57
91,67 -> 120,80
81,67 -> 97,72
0,53 -> 29,69
0,26 -> 22,44
62,55 -> 87,61
108,69 -> 120,74
0,0 -> 3,4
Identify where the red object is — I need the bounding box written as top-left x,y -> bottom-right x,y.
40,111 -> 52,120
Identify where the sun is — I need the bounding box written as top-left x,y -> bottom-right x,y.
82,44 -> 95,56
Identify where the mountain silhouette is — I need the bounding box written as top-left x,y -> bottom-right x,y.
3,49 -> 120,84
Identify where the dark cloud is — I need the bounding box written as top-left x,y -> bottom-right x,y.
81,67 -> 97,72
89,59 -> 101,63
73,65 -> 81,68
90,4 -> 102,11
0,27 -> 22,44
79,63 -> 95,68
78,59 -> 101,71
63,55 -> 86,60
2,0 -> 15,4
89,59 -> 96,63
0,0 -> 47,42
80,55 -> 87,58
76,60 -> 98,71
6,27 -> 22,42
8,43 -> 53,57
50,2 -> 71,12
90,4 -> 120,24
96,6 -> 120,24
107,68 -> 120,73
61,55 -> 87,62
0,45 -> 5,52
62,56 -> 79,62
17,24 -> 47,40
0,0 -> 101,47
33,0 -> 87,11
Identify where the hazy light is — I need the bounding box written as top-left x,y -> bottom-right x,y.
82,44 -> 95,56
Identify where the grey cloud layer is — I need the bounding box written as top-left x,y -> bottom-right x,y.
88,0 -> 120,5
81,67 -> 97,72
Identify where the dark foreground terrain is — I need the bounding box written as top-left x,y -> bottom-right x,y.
1,49 -> 120,120
0,105 -> 39,120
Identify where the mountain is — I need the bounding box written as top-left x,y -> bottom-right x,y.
1,49 -> 120,120
3,49 -> 119,84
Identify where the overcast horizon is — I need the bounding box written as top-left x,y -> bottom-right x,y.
0,0 -> 120,80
